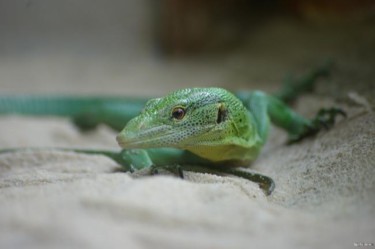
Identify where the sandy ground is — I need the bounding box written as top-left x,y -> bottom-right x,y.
0,14 -> 374,249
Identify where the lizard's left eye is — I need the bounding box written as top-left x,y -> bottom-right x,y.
171,107 -> 186,120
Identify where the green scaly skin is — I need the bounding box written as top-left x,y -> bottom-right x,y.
0,63 -> 345,195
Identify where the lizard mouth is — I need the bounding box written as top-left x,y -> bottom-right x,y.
116,125 -> 175,149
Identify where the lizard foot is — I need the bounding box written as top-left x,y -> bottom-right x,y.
216,167 -> 275,196
288,107 -> 346,143
72,112 -> 99,131
150,164 -> 184,179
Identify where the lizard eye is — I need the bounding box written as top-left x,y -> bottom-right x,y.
171,107 -> 186,120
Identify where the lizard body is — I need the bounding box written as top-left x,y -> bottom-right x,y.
0,63 -> 344,194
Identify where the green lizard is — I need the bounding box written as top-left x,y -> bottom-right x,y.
0,63 -> 345,195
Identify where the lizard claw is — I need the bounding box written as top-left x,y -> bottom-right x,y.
312,107 -> 346,130
150,165 -> 159,175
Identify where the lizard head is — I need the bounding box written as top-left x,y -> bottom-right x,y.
116,88 -> 257,163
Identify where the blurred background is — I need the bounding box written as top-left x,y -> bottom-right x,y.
0,0 -> 374,98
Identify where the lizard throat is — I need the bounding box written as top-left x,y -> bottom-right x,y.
184,143 -> 260,166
